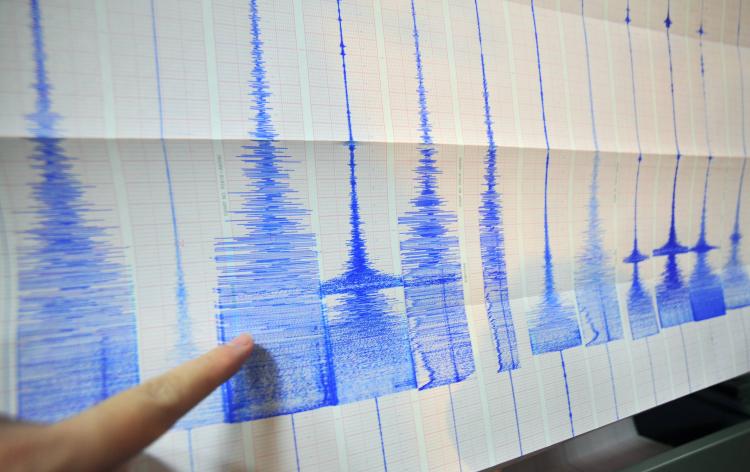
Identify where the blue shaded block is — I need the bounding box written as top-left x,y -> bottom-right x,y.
655,255 -> 693,327
325,289 -> 416,403
625,264 -> 660,339
528,296 -> 583,355
216,231 -> 333,420
689,252 -> 726,321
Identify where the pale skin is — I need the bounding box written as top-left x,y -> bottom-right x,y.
0,333 -> 254,472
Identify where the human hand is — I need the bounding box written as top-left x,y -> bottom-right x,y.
0,333 -> 254,472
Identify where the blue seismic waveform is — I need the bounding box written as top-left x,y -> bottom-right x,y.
149,0 -> 221,428
689,17 -> 726,321
653,2 -> 693,328
530,0 -> 582,436
398,0 -> 474,389
528,0 -> 582,356
214,0 -> 332,421
473,0 -> 520,372
575,0 -> 623,346
149,0 -> 193,362
722,0 -> 750,309
622,1 -> 659,340
16,0 -> 139,422
318,0 -> 416,404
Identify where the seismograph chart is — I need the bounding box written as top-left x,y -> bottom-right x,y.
2,0 -> 750,470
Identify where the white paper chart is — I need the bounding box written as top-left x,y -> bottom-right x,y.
1,0 -> 750,470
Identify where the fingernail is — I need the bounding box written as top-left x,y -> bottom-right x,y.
228,333 -> 253,354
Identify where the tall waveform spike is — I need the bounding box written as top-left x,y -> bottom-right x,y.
398,0 -> 474,389
214,0 -> 333,421
527,1 -> 582,356
722,0 -> 750,309
473,0 -> 520,373
472,0 -> 523,452
575,0 -> 623,346
688,12 -> 726,321
622,0 -> 659,340
529,0 -> 582,437
16,0 -> 139,422
319,0 -> 415,404
653,1 -> 693,328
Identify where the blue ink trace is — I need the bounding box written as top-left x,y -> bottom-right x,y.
529,0 -> 581,437
473,1 -> 523,452
528,0 -> 582,356
16,0 -> 139,422
689,15 -> 726,321
652,2 -> 693,328
575,0 -> 623,346
577,0 -> 621,420
623,1 -> 660,340
398,0 -> 474,389
319,0 -> 416,404
722,0 -> 750,310
214,0 -> 333,421
149,0 -> 221,428
473,0 -> 520,372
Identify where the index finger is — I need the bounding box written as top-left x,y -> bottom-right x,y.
53,333 -> 254,472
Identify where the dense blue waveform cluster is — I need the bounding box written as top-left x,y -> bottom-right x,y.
214,0 -> 332,421
16,0 -> 139,422
398,0 -> 474,389
474,0 -> 520,373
